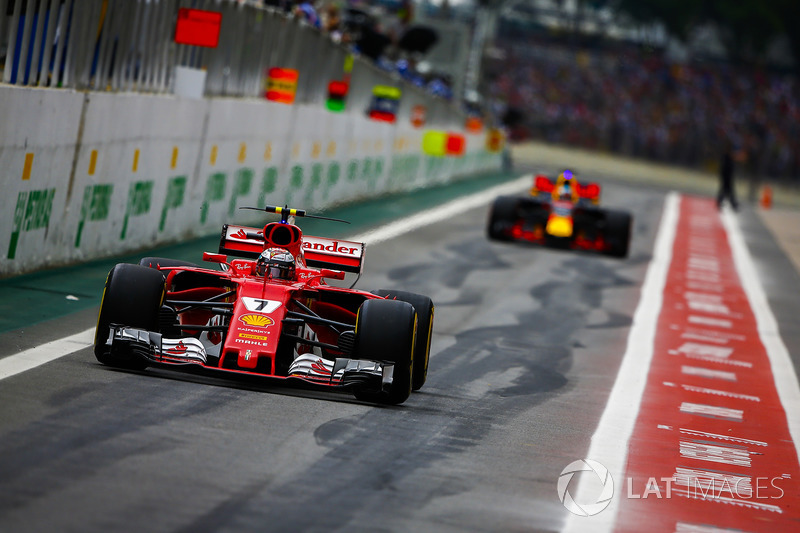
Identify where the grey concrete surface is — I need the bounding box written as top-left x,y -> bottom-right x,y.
0,181 -> 659,533
1,144 -> 799,532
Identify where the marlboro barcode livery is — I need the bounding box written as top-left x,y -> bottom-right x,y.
94,204 -> 433,405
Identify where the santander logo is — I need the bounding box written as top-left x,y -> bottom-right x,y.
302,237 -> 361,257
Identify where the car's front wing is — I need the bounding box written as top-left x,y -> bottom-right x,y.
104,325 -> 393,393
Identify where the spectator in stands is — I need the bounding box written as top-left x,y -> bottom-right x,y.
488,37 -> 800,182
294,0 -> 320,28
321,2 -> 345,42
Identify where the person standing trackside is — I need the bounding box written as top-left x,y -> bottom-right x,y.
717,141 -> 740,211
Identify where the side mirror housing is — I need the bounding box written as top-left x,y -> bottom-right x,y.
319,269 -> 345,280
203,252 -> 228,264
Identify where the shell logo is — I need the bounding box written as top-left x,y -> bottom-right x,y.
239,314 -> 273,327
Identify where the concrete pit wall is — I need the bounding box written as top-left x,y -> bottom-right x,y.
0,85 -> 500,277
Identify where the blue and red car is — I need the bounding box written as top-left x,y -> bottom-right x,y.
487,170 -> 632,258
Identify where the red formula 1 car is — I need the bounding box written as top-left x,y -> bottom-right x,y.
94,205 -> 433,405
487,170 -> 632,258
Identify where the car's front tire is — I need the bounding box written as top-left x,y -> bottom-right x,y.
604,210 -> 632,258
487,196 -> 519,241
94,264 -> 166,370
352,299 -> 416,405
373,290 -> 433,391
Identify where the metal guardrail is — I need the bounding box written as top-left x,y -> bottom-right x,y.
0,0 -> 465,127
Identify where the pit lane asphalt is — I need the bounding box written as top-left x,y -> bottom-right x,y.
1,164 -> 800,532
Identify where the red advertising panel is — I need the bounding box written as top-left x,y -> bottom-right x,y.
174,8 -> 222,48
410,105 -> 426,128
265,68 -> 299,104
445,133 -> 465,156
465,116 -> 483,133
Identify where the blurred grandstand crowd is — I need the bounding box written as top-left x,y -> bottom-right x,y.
489,37 -> 800,182
259,0 -> 453,98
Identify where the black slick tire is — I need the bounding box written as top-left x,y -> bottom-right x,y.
352,299 -> 416,405
604,210 -> 632,258
373,290 -> 433,391
94,263 -> 166,370
487,196 -> 519,241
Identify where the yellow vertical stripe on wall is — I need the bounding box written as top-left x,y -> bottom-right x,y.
132,149 -> 140,173
88,150 -> 98,175
210,145 -> 218,166
171,147 -> 179,169
264,142 -> 272,161
22,153 -> 34,180
238,143 -> 247,163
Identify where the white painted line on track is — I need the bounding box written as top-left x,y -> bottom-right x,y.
348,175 -> 531,244
721,208 -> 800,458
0,327 -> 95,380
0,175 -> 532,382
563,191 -> 680,533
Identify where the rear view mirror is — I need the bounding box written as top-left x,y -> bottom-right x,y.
319,269 -> 345,280
203,252 -> 228,264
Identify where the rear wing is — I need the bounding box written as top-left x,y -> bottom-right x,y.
302,236 -> 365,274
532,174 -> 554,195
576,182 -> 601,204
219,224 -> 264,259
531,174 -> 601,204
219,224 -> 365,274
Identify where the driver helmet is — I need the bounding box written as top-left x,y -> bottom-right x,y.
256,248 -> 296,280
557,170 -> 574,200
558,182 -> 572,200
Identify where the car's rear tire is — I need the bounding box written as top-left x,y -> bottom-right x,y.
352,299 -> 416,405
373,290 -> 433,391
139,257 -> 200,269
487,196 -> 519,241
605,210 -> 632,258
94,264 -> 166,370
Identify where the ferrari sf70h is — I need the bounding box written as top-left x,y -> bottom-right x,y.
94,205 -> 434,405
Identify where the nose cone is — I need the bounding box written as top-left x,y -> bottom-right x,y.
547,215 -> 574,238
